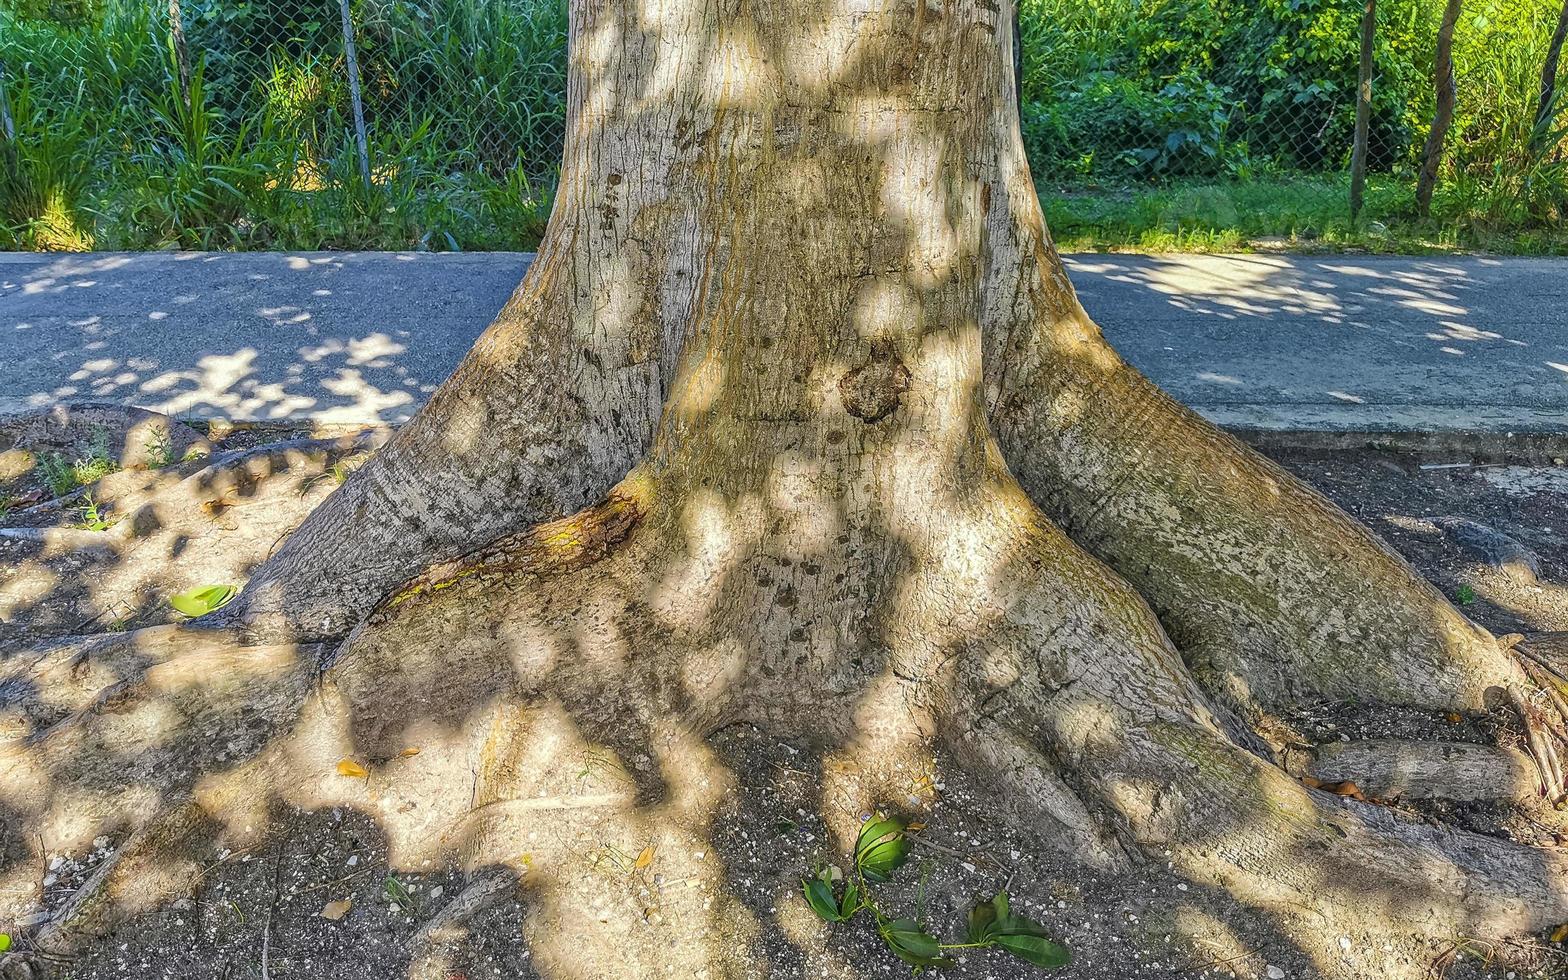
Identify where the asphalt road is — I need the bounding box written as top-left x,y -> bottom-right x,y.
2,250 -> 1565,431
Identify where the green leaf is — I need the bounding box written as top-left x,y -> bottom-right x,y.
382,874 -> 418,911
802,877 -> 846,923
839,878 -> 861,919
0,932 -> 10,952
878,918 -> 951,969
995,933 -> 1071,968
855,815 -> 902,858
967,896 -> 999,943
169,584 -> 237,618
860,835 -> 909,882
854,815 -> 909,882
972,892 -> 1071,969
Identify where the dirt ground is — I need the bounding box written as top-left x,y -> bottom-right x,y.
5,423 -> 1568,980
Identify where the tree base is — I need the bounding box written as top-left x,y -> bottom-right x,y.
5,440 -> 1568,980
3,724 -> 1563,980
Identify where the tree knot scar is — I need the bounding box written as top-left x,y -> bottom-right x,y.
839,348 -> 912,423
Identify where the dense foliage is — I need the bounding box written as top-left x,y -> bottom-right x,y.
1019,0 -> 1568,249
0,0 -> 564,249
0,0 -> 1563,251
1018,0 -> 1565,184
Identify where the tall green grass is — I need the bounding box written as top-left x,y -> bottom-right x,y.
1443,0 -> 1568,230
357,0 -> 568,180
0,0 -> 1562,252
1,0 -> 557,250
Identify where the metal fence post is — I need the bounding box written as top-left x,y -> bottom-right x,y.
338,0 -> 373,188
0,62 -> 14,143
1349,0 -> 1376,221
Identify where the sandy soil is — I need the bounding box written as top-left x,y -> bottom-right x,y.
4,427 -> 1568,980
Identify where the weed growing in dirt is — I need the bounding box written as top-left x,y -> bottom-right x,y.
802,814 -> 1070,971
38,429 -> 119,497
331,454 -> 370,485
382,874 -> 418,913
142,427 -> 175,468
70,492 -> 117,531
301,452 -> 374,495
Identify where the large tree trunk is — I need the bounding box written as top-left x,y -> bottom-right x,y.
5,0 -> 1568,974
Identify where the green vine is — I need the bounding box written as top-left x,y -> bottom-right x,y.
801,814 -> 1070,972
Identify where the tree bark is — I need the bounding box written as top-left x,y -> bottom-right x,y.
4,0 -> 1568,972
1416,0 -> 1462,216
1539,0 -> 1568,149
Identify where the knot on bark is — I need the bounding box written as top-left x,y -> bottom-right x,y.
839,347 -> 911,423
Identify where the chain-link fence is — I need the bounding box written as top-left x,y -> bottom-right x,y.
0,0 -> 568,249
1016,0 -> 1561,183
161,0 -> 568,182
2,0 -> 1565,250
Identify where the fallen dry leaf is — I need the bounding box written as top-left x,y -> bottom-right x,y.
1300,776 -> 1366,801
1552,922 -> 1568,944
320,899 -> 352,921
906,821 -> 927,832
634,845 -> 655,870
399,747 -> 421,758
1444,712 -> 1463,724
336,758 -> 369,778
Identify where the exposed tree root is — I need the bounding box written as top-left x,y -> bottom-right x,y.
979,226 -> 1568,804
5,451 -> 1563,979
0,432 -> 380,646
0,404 -> 209,485
992,307 -> 1529,722
222,230 -> 688,642
1308,739 -> 1538,803
4,0 -> 1566,967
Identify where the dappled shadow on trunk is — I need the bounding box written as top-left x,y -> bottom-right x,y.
5,0 -> 1568,977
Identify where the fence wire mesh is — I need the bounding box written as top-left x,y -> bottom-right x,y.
157,0 -> 569,183
1,0 -> 1565,249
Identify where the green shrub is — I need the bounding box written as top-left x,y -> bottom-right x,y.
99,55 -> 277,248
37,430 -> 119,497
0,75 -> 96,248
